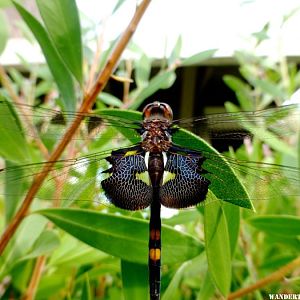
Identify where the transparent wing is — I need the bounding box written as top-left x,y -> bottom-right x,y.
172,104 -> 300,145
1,143 -> 299,219
0,100 -> 142,145
1,101 -> 299,216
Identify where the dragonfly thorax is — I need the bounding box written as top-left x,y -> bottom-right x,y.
141,119 -> 172,153
141,102 -> 173,153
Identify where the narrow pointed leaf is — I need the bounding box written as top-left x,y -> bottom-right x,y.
13,1 -> 76,111
204,192 -> 231,296
181,49 -> 217,66
162,260 -> 191,300
81,274 -> 92,300
134,53 -> 152,88
247,215 -> 300,237
223,203 -> 240,255
0,99 -> 30,163
130,71 -> 176,109
36,0 -> 83,84
168,35 -> 182,67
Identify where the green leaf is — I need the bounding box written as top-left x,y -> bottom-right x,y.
163,210 -> 200,226
247,215 -> 300,237
36,272 -> 70,299
174,129 -> 252,209
223,75 -> 253,110
0,99 -> 30,163
1,214 -> 48,277
112,0 -> 127,14
81,274 -> 92,300
168,35 -> 182,67
21,230 -> 60,261
197,271 -> 216,300
98,92 -> 123,107
162,260 -> 192,300
10,260 -> 33,293
223,203 -> 240,255
251,78 -> 286,99
96,108 -> 141,144
181,49 -> 217,66
134,53 -> 152,88
13,1 -> 76,111
36,0 -> 83,84
0,11 -> 9,55
37,208 -> 204,265
204,192 -> 231,296
4,161 -> 24,223
121,260 -> 148,300
130,71 -> 176,109
48,235 -> 108,267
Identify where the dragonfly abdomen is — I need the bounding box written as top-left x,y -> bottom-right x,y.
148,152 -> 164,300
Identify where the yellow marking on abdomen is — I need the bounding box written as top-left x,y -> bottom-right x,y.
149,248 -> 161,261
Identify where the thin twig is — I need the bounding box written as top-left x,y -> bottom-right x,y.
227,256 -> 300,299
22,255 -> 46,300
0,0 -> 152,255
86,28 -> 105,92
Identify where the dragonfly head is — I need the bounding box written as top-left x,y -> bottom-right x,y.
143,102 -> 173,121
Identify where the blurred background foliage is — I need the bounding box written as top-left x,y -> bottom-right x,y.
0,1 -> 299,299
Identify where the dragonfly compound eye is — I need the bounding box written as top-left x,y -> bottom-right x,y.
142,101 -> 173,121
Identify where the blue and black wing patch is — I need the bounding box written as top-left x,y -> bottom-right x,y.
102,148 -> 152,210
160,152 -> 210,208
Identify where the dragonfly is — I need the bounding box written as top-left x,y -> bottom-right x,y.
0,100 -> 299,299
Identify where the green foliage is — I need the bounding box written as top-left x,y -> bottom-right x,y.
221,21 -> 300,298
13,1 -> 76,111
37,208 -> 204,266
247,215 -> 300,237
0,2 -> 299,300
36,0 -> 83,85
121,261 -> 148,300
204,194 -> 231,296
0,99 -> 30,163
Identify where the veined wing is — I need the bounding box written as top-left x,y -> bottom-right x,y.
170,128 -> 300,212
0,101 -> 299,216
172,104 -> 300,155
1,131 -> 299,218
0,100 -> 142,158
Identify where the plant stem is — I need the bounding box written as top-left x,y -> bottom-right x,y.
0,0 -> 152,255
227,256 -> 300,299
22,256 -> 46,300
